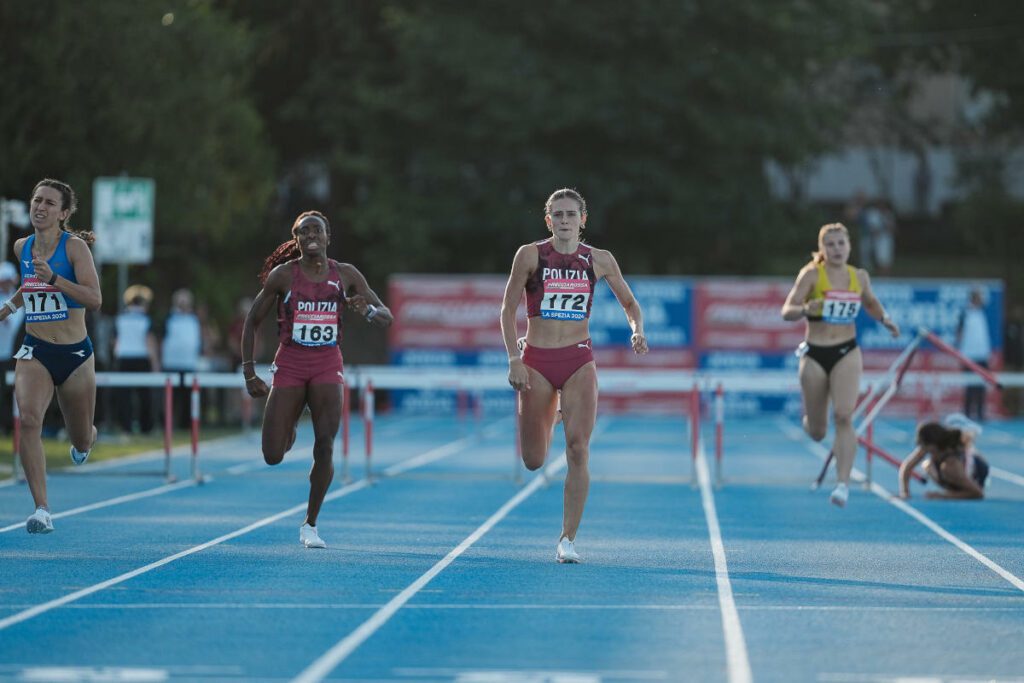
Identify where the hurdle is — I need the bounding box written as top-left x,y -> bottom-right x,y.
811,326 -> 1003,489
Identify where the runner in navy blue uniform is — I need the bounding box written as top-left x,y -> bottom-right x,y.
500,188 -> 647,563
241,211 -> 392,548
0,180 -> 102,533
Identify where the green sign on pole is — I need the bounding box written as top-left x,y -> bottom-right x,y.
93,177 -> 155,265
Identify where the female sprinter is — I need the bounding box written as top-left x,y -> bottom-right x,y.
0,179 -> 102,533
241,211 -> 392,549
781,222 -> 900,507
500,188 -> 647,563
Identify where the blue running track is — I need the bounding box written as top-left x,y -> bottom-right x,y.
1,412 -> 1022,682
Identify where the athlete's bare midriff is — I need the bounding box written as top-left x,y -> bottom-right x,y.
524,317 -> 590,348
27,309 -> 88,344
805,319 -> 857,346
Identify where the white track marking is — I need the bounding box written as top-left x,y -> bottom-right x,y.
0,479 -> 202,533
0,424 -> 500,632
777,417 -> 1024,594
291,420 -> 612,683
696,440 -> 753,683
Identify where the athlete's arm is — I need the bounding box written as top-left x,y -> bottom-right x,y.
32,236 -> 102,310
501,245 -> 534,391
781,267 -> 818,321
241,266 -> 288,397
339,263 -> 393,328
898,446 -> 928,498
859,269 -> 900,338
594,248 -> 647,354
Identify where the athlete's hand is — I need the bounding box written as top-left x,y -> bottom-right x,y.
630,332 -> 648,354
244,374 -> 270,398
508,358 -> 530,391
803,298 -> 823,318
882,317 -> 901,338
32,257 -> 53,284
347,294 -> 370,317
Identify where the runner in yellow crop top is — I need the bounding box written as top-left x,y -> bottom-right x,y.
781,222 -> 900,508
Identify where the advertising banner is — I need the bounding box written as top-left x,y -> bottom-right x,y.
386,274 -> 1004,416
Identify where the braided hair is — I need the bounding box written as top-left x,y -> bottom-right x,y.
258,210 -> 331,284
32,179 -> 96,245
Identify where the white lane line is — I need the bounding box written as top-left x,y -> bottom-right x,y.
776,418 -> 1024,594
224,417 -> 512,477
394,668 -> 669,681
878,487 -> 1024,592
0,478 -> 203,533
0,479 -> 365,632
0,423 -> 501,633
990,465 -> 1024,487
17,602 -> 1022,612
696,440 -> 753,683
291,420 -> 610,683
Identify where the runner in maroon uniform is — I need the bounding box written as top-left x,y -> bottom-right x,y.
241,211 -> 392,549
500,188 -> 647,563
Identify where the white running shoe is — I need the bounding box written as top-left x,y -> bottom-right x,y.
830,483 -> 849,508
556,536 -> 580,563
300,523 -> 326,549
517,336 -> 526,354
26,508 -> 54,534
70,445 -> 91,465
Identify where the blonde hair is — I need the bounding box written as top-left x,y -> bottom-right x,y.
811,223 -> 850,264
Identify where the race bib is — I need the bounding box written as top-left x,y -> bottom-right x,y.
22,277 -> 69,323
821,290 -> 861,324
292,302 -> 339,346
540,279 -> 590,321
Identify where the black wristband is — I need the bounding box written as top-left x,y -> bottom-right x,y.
47,272 -> 57,286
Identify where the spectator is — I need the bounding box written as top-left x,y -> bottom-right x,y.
0,262 -> 25,434
955,287 -> 992,421
1004,305 -> 1024,415
113,284 -> 159,434
872,200 -> 896,275
843,190 -> 872,270
161,288 -> 202,429
1004,305 -> 1024,370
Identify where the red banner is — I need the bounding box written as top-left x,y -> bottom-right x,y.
693,280 -> 804,351
388,275 -> 523,349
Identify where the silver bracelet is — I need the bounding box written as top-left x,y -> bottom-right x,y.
365,304 -> 379,322
2,300 -> 16,315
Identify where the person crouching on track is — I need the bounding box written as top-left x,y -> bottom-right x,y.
781,222 -> 900,508
240,211 -> 392,549
500,187 -> 648,564
898,419 -> 988,501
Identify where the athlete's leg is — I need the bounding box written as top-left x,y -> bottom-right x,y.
829,347 -> 863,485
261,385 -> 307,465
558,361 -> 597,542
518,367 -> 559,471
799,354 -> 831,441
55,356 -> 98,453
14,360 -> 56,509
303,383 -> 342,527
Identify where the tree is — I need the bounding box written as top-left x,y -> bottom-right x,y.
221,0 -> 879,281
0,0 -> 274,320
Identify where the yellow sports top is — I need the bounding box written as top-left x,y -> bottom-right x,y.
806,263 -> 861,322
